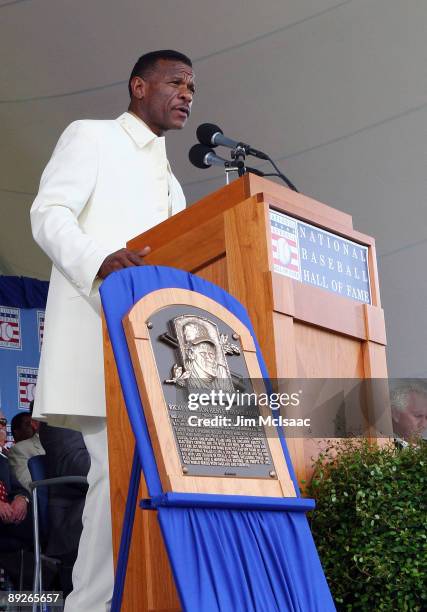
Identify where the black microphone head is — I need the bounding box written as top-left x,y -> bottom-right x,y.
196,123 -> 223,147
189,144 -> 214,169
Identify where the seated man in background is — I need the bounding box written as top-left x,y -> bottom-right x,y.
8,404 -> 45,492
391,380 -> 427,444
0,411 -> 33,588
38,422 -> 90,596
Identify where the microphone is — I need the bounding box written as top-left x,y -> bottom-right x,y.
196,123 -> 269,160
189,144 -> 265,177
189,144 -> 234,169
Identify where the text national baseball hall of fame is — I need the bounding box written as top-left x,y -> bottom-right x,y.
270,210 -> 371,304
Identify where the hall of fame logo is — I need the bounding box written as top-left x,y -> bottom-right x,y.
0,306 -> 22,350
17,367 -> 38,409
37,311 -> 45,351
269,211 -> 301,281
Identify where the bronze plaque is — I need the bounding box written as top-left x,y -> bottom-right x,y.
147,305 -> 275,479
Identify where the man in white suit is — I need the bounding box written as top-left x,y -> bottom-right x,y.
30,50 -> 195,611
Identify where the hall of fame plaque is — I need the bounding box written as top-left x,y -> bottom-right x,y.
123,288 -> 296,498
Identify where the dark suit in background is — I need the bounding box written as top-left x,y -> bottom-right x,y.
0,453 -> 32,548
0,452 -> 33,588
38,423 -> 90,593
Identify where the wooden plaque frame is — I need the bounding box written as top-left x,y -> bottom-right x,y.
123,287 -> 296,498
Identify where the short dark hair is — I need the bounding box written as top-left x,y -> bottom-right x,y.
128,50 -> 192,97
11,412 -> 31,437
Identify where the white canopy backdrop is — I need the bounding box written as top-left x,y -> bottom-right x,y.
0,0 -> 426,377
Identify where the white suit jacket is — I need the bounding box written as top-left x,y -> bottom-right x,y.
31,112 -> 186,426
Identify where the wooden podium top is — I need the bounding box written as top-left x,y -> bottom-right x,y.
128,173 -> 358,248
128,173 -> 381,309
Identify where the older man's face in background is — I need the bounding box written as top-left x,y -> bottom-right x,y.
392,391 -> 427,439
0,413 -> 7,448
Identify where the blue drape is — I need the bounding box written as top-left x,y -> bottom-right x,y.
0,275 -> 49,308
158,507 -> 333,612
100,266 -> 335,612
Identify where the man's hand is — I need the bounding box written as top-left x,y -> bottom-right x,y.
97,246 -> 151,279
0,500 -> 14,523
10,496 -> 28,523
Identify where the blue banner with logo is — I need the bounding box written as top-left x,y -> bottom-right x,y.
0,276 -> 47,428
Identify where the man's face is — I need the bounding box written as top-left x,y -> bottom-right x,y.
392,391 -> 427,439
193,342 -> 217,378
0,413 -> 7,448
132,59 -> 195,135
13,415 -> 34,443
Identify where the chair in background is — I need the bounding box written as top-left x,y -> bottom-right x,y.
0,542 -> 26,591
28,455 -> 87,611
0,514 -> 33,598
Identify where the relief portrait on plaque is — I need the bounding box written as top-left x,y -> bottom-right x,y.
165,315 -> 239,394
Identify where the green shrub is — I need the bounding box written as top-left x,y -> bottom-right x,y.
306,440 -> 427,611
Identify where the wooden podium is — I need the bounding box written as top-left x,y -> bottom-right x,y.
103,174 -> 388,610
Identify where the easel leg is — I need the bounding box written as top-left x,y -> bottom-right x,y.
111,446 -> 141,612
